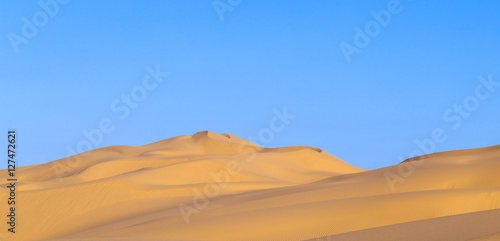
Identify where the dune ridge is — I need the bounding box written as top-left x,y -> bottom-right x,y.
1,131 -> 499,240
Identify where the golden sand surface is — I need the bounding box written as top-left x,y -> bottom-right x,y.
1,131 -> 499,240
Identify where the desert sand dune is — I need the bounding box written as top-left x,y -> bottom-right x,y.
307,208 -> 500,241
0,131 -> 499,240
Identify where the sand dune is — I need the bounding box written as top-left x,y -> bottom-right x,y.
1,131 -> 499,240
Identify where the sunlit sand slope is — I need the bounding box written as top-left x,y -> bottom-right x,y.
0,131 -> 499,241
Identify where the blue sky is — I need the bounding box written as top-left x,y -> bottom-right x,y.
1,0 -> 500,169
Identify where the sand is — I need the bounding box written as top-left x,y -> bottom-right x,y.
1,131 -> 499,240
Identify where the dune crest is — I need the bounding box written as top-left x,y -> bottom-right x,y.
1,132 -> 499,241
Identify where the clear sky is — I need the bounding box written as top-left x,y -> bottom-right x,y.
2,0 -> 500,170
